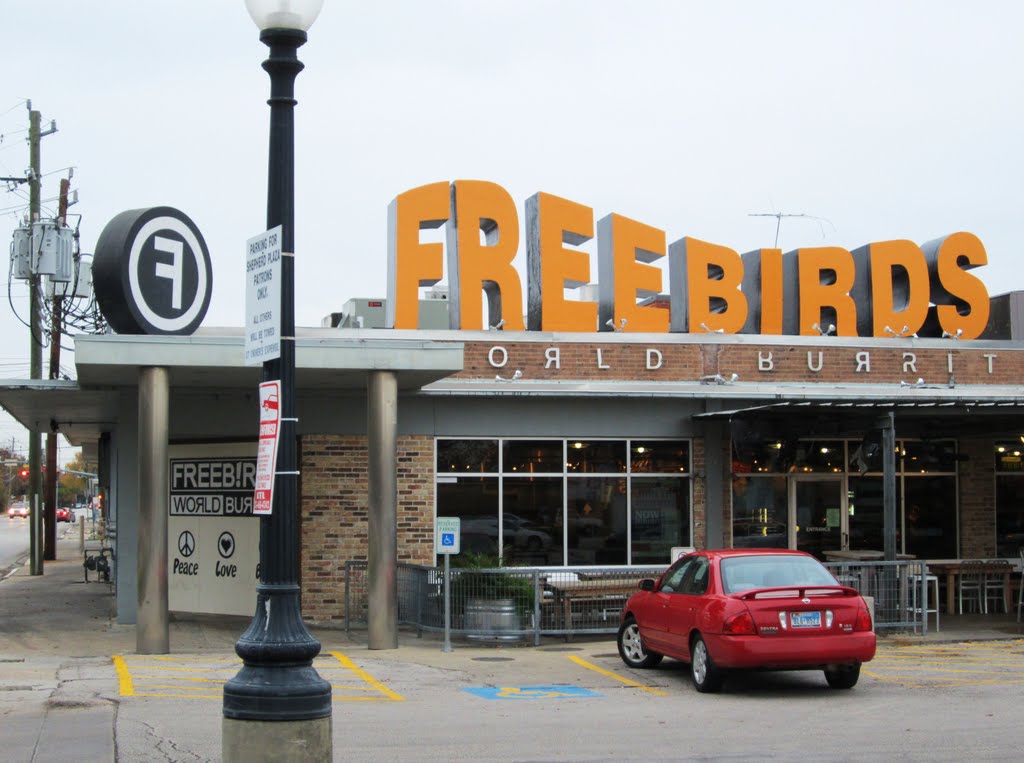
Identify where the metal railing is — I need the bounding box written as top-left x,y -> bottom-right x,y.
824,559 -> 929,634
344,561 -> 666,642
343,559 -> 931,641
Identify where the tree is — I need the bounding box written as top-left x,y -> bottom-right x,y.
59,451 -> 91,505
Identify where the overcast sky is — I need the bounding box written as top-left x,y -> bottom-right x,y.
1,1 -> 1022,455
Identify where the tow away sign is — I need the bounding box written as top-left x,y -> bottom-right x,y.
253,380 -> 281,515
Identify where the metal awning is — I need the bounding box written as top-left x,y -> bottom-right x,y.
694,398 -> 1024,438
0,331 -> 466,446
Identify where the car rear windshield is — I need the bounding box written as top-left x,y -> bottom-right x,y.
721,555 -> 838,594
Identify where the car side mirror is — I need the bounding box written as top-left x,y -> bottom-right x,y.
639,579 -> 656,591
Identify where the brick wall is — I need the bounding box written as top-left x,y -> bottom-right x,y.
300,434 -> 435,623
959,437 -> 996,557
456,340 -> 1021,385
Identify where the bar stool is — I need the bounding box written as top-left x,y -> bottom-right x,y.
909,573 -> 939,632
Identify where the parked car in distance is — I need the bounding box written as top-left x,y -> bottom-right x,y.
7,502 -> 29,519
56,506 -> 72,522
617,548 -> 875,693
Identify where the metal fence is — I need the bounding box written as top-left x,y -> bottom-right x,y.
342,558 -> 930,642
344,561 -> 666,643
824,559 -> 930,634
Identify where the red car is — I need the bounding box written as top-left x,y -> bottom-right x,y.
617,549 -> 875,692
56,506 -> 72,522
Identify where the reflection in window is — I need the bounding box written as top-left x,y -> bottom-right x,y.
566,440 -> 626,473
732,476 -> 787,549
566,478 -> 627,565
503,440 -> 563,473
630,477 -> 689,563
436,439 -> 498,473
995,441 -> 1024,556
630,441 -> 690,473
437,477 -> 498,557
503,477 -> 563,566
435,438 -> 691,566
903,476 -> 956,558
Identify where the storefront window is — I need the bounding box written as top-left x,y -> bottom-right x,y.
789,440 -> 845,473
903,476 -> 956,558
995,441 -> 1024,556
630,477 -> 690,563
733,439 -> 844,474
435,438 -> 691,566
847,476 -> 883,551
902,440 -> 957,473
630,440 -> 690,473
566,477 -> 627,565
503,440 -> 563,473
566,440 -> 626,473
732,476 -> 787,548
436,439 -> 498,473
437,476 -> 499,556
502,477 -> 563,566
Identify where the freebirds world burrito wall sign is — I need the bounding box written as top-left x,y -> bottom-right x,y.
386,180 -> 989,339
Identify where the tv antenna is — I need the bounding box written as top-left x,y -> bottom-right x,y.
748,211 -> 836,248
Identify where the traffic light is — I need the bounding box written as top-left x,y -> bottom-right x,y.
19,465 -> 28,479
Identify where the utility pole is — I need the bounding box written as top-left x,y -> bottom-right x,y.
26,104 -> 57,575
43,177 -> 71,560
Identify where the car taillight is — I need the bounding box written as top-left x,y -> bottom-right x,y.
723,611 -> 757,635
854,606 -> 872,632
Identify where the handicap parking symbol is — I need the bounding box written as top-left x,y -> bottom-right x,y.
463,686 -> 604,700
441,532 -> 455,547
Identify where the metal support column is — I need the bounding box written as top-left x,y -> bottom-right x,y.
367,370 -> 398,650
137,366 -> 170,654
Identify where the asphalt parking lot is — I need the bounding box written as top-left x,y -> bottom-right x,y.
112,638 -> 1024,703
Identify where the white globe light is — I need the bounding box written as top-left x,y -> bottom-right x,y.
245,0 -> 324,31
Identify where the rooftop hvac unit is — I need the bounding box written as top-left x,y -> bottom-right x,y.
32,222 -> 75,282
48,256 -> 94,300
11,226 -> 32,280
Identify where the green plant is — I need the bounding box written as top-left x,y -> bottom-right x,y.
449,551 -> 536,616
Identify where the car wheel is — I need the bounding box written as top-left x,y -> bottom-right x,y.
690,635 -> 725,693
824,664 -> 860,689
617,617 -> 663,669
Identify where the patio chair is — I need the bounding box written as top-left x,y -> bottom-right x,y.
982,560 -> 1011,614
957,561 -> 987,614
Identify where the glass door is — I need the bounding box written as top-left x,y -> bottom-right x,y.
789,476 -> 846,560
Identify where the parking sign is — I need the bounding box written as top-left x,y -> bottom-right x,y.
435,517 -> 461,554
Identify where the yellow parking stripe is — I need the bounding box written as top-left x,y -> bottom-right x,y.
112,655 -> 135,697
329,651 -> 404,701
566,655 -> 670,696
115,652 -> 405,701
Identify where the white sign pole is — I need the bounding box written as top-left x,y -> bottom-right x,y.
244,227 -> 282,366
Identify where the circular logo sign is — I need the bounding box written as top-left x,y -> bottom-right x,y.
93,207 -> 213,335
178,530 -> 196,558
217,531 -> 235,560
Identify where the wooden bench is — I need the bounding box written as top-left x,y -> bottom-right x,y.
546,579 -> 644,639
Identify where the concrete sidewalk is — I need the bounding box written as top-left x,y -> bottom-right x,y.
1,526 -> 1021,762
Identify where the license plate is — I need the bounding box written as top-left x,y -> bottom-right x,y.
790,611 -> 821,628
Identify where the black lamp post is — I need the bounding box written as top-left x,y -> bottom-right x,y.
223,2 -> 331,757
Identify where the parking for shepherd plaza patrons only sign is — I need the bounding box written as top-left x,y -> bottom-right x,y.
254,380 -> 281,515
245,226 -> 282,365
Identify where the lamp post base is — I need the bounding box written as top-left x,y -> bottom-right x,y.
223,716 -> 332,763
